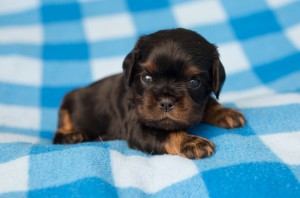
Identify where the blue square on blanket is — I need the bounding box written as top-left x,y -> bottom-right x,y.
81,0 -> 127,17
40,107 -> 58,134
0,84 -> 40,106
0,143 -> 32,163
90,37 -> 136,58
43,43 -> 89,60
41,3 -> 81,23
221,0 -> 268,17
231,10 -> 281,40
274,2 -> 300,28
132,8 -> 177,35
41,86 -> 76,108
193,22 -> 236,44
254,54 -> 300,84
0,45 -> 42,58
241,32 -> 296,66
222,70 -> 263,91
28,178 -> 118,197
44,21 -> 85,43
0,9 -> 40,26
43,61 -> 91,86
126,0 -> 169,12
202,162 -> 300,197
28,146 -> 114,189
243,104 -> 300,134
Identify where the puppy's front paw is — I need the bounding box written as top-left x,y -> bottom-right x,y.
180,136 -> 215,159
214,108 -> 246,129
164,132 -> 215,159
204,105 -> 246,129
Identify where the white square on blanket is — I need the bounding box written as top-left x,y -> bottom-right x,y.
110,150 -> 198,193
0,55 -> 42,86
0,156 -> 29,193
172,1 -> 227,27
218,41 -> 251,75
285,24 -> 300,50
266,0 -> 295,8
83,13 -> 136,41
0,25 -> 43,44
91,56 -> 124,81
0,104 -> 40,130
260,131 -> 300,165
0,0 -> 39,15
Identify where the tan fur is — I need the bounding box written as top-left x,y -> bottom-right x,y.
203,98 -> 246,129
164,131 -> 214,159
140,61 -> 156,73
184,66 -> 202,76
57,109 -> 74,135
164,131 -> 185,155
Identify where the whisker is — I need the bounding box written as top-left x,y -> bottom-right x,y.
98,136 -> 103,142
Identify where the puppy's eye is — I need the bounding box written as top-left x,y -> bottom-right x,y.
190,79 -> 200,88
141,75 -> 153,84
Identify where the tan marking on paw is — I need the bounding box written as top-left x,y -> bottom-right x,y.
164,131 -> 215,159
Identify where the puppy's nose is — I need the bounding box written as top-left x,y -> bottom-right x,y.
159,98 -> 175,112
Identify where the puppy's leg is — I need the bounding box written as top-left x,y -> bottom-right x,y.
163,131 -> 214,159
203,97 -> 246,129
53,109 -> 89,144
128,126 -> 214,159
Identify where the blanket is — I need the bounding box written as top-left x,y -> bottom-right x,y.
0,0 -> 300,197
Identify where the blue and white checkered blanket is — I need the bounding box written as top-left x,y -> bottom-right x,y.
1,0 -> 300,197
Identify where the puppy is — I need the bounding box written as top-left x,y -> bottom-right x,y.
53,28 -> 245,159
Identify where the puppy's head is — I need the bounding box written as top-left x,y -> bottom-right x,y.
123,28 -> 225,131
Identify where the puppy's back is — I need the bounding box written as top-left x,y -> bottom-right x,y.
56,73 -> 127,142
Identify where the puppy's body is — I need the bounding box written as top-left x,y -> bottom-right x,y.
58,74 -> 128,141
54,28 -> 245,159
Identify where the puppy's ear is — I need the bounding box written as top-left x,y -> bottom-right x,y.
123,49 -> 138,86
211,53 -> 226,99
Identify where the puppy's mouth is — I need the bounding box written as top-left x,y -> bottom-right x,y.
159,113 -> 182,122
136,94 -> 202,131
142,112 -> 190,131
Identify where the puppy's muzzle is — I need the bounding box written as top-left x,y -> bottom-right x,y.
159,98 -> 175,112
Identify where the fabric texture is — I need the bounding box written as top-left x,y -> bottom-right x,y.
0,0 -> 300,197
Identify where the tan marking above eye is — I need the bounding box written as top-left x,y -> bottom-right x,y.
140,61 -> 156,73
185,66 -> 202,76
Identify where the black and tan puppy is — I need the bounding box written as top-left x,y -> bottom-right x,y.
53,28 -> 245,159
